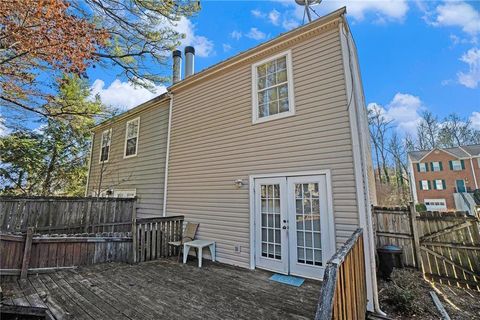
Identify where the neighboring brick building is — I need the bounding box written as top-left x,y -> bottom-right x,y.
408,145 -> 480,211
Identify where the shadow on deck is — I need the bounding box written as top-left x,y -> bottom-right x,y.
1,259 -> 322,320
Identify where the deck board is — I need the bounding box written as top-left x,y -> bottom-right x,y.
1,259 -> 322,319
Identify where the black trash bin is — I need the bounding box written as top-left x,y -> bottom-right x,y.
377,245 -> 403,280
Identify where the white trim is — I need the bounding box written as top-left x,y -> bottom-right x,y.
416,148 -> 468,162
162,94 -> 174,217
113,189 -> 137,198
470,158 -> 479,189
408,158 -> 419,203
251,50 -> 296,124
123,117 -> 140,159
85,132 -> 95,197
248,169 -> 334,271
98,128 -> 112,164
339,20 -> 378,313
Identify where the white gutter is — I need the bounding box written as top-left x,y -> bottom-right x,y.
162,92 -> 174,217
339,18 -> 384,316
84,132 -> 95,197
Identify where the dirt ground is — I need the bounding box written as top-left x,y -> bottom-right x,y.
378,268 -> 480,320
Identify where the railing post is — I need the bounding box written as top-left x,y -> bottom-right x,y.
20,228 -> 33,279
409,202 -> 422,270
131,200 -> 137,263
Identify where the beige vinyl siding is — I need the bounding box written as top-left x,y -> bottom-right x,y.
166,24 -> 359,268
87,100 -> 169,218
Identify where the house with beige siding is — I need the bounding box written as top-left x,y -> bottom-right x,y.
86,8 -> 380,312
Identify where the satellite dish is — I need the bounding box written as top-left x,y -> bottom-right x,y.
295,0 -> 322,23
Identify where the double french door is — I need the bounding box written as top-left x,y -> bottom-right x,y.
254,175 -> 333,279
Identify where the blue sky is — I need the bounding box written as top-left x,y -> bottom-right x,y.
88,0 -> 480,135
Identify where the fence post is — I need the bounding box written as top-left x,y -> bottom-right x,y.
409,202 -> 422,270
84,198 -> 93,233
20,228 -> 33,279
131,200 -> 137,263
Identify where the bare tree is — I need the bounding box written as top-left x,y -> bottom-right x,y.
417,111 -> 439,150
368,106 -> 393,184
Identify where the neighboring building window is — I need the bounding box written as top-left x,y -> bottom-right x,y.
113,189 -> 136,198
449,160 -> 464,171
417,163 -> 428,172
433,179 -> 446,190
252,51 -> 294,123
124,118 -> 140,158
431,161 -> 442,172
419,180 -> 430,190
424,199 -> 447,211
99,129 -> 112,163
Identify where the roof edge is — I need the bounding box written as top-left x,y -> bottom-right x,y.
168,7 -> 346,92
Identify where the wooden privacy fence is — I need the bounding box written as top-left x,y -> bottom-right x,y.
417,211 -> 480,290
315,228 -> 367,320
133,216 -> 184,263
373,206 -> 418,268
373,205 -> 480,290
0,196 -> 136,234
0,229 -> 132,278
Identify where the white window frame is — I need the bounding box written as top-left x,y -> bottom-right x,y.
421,180 -> 430,190
434,179 -> 444,190
113,189 -> 136,198
418,163 -> 428,172
424,199 -> 446,211
251,50 -> 295,124
124,117 -> 140,159
99,128 -> 112,164
431,161 -> 441,172
451,160 -> 462,171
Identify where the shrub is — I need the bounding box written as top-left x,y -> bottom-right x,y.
415,203 -> 427,212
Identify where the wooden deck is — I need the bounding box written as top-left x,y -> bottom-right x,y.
1,259 -> 322,319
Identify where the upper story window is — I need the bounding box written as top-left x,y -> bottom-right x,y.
419,180 -> 430,190
431,161 -> 442,172
417,163 -> 428,172
124,118 -> 140,158
449,160 -> 464,171
99,129 -> 112,163
252,51 -> 295,124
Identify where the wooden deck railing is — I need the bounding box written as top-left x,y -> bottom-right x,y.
0,229 -> 132,278
315,228 -> 367,320
133,216 -> 184,263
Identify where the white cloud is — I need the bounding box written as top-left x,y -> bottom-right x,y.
91,79 -> 166,110
282,17 -> 300,30
246,28 -> 266,40
230,30 -> 242,40
457,47 -> 480,88
251,9 -> 265,18
470,111 -> 480,130
268,9 -> 281,26
274,0 -> 409,25
368,93 -> 423,134
173,17 -> 214,57
222,43 -> 232,52
430,1 -> 480,36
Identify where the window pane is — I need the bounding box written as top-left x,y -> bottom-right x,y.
278,84 -> 288,99
279,99 -> 289,113
259,104 -> 267,118
267,74 -> 276,87
258,76 -> 266,90
268,101 -> 278,115
277,56 -> 287,70
267,87 -> 278,101
257,64 -> 267,77
126,137 -> 137,156
277,69 -> 287,83
266,61 -> 275,74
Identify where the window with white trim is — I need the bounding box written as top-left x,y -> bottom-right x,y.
124,118 -> 140,158
99,129 -> 112,163
252,51 -> 294,123
417,162 -> 428,172
431,161 -> 442,172
451,160 -> 463,171
420,180 -> 430,190
434,179 -> 445,190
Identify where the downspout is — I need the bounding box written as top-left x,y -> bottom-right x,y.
162,92 -> 174,217
340,16 -> 385,316
85,132 -> 95,197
